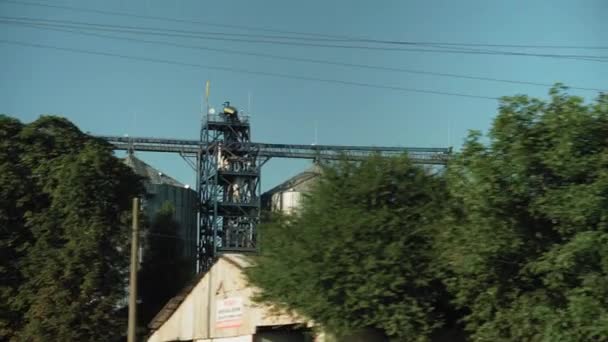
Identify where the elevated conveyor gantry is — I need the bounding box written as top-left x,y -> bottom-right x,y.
98,103 -> 451,272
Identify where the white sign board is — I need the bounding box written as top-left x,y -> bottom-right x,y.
216,297 -> 243,329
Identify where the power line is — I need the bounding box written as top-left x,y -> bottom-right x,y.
2,16 -> 605,63
0,38 -> 499,100
3,0 -> 608,51
396,41 -> 608,51
0,15 -> 557,58
0,15 -> 357,44
0,18 -> 485,55
1,16 -> 607,62
0,17 -> 532,55
1,15 -> 598,55
0,0 -> 356,39
4,20 -> 605,93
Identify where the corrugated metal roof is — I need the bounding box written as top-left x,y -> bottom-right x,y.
123,154 -> 185,187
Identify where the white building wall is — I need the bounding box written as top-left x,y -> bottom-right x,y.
148,254 -> 308,342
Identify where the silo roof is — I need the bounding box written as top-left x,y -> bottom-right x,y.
123,154 -> 185,187
263,163 -> 322,196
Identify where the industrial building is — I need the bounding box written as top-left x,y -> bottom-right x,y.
261,163 -> 321,214
145,168 -> 319,342
123,153 -> 198,273
147,253 -> 315,342
101,101 -> 449,273
106,101 -> 449,342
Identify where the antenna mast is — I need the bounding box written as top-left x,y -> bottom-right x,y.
205,81 -> 210,116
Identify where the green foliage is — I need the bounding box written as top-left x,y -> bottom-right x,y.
139,201 -> 193,326
0,115 -> 31,338
246,156 -> 451,340
0,115 -> 143,341
247,86 -> 608,341
440,86 -> 608,341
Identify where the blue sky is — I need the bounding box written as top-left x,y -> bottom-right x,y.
1,0 -> 606,190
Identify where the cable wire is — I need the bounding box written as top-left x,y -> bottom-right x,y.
2,0 -> 608,51
0,0 -> 361,39
4,20 -> 605,92
2,16 -> 606,63
0,38 -> 499,100
0,15 -> 360,43
1,15 -> 597,56
1,16 -> 607,61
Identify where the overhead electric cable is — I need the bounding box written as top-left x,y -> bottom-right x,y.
4,20 -> 605,92
0,0 -> 362,39
1,16 -> 607,61
0,15 -> 361,43
0,38 -> 499,101
1,1 -> 607,51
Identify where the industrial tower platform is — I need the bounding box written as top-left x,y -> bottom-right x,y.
199,103 -> 260,271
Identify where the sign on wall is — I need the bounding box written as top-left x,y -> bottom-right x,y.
216,297 -> 244,329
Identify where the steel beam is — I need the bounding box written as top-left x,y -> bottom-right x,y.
97,135 -> 451,164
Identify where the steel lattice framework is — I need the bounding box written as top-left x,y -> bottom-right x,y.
99,103 -> 452,273
97,136 -> 451,164
198,110 -> 260,271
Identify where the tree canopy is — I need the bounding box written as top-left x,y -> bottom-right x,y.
246,156 -> 454,341
440,86 -> 608,341
0,115 -> 143,341
247,86 -> 608,341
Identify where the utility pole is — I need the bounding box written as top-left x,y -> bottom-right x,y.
128,197 -> 139,342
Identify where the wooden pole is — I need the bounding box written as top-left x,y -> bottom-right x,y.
128,197 -> 139,342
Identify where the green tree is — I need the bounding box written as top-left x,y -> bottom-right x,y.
0,116 -> 32,338
246,156 -> 455,341
0,115 -> 143,341
139,201 -> 192,328
440,86 -> 608,341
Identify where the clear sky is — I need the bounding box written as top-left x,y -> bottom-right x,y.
1,0 -> 606,190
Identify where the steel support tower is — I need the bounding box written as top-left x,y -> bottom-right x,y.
198,103 -> 260,271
